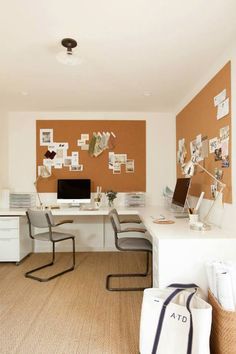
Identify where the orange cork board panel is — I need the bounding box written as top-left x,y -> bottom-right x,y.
36,120 -> 146,193
176,62 -> 231,203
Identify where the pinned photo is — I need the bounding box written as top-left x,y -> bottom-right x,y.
214,147 -> 222,161
214,168 -> 223,181
126,159 -> 135,173
77,139 -> 86,147
221,139 -> 229,157
113,162 -> 121,174
43,159 -> 53,172
40,129 -> 53,146
38,165 -> 51,176
211,184 -> 217,199
71,151 -> 79,166
177,138 -> 187,165
54,160 -> 62,169
114,154 -> 127,164
220,125 -> 229,140
190,139 -> 203,161
81,144 -> 89,151
222,155 -> 230,168
209,137 -> 219,154
108,152 -> 115,169
64,157 -> 72,166
70,165 -> 83,172
44,150 -> 56,159
56,148 -> 66,159
81,134 -> 89,141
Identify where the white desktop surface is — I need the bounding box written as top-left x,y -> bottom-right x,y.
0,206 -> 138,216
138,206 -> 236,295
52,206 -> 139,216
0,208 -> 27,216
0,205 -> 235,294
138,206 -> 233,239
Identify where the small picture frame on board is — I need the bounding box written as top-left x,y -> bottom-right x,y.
40,129 -> 53,146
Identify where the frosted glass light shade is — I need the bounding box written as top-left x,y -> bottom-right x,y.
56,51 -> 82,66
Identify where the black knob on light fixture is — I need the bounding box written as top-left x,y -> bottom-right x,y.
61,38 -> 77,55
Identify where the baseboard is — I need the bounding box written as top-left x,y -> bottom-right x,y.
34,246 -> 117,253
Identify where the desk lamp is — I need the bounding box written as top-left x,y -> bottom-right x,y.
34,166 -> 51,208
181,157 -> 226,227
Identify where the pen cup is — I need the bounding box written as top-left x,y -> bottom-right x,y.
189,214 -> 199,225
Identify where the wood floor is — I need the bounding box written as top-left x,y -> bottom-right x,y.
0,252 -> 151,354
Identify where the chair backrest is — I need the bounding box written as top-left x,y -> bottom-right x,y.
26,209 -> 54,228
110,208 -> 122,223
109,209 -> 122,233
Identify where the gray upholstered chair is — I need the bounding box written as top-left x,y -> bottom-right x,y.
106,209 -> 152,291
25,209 -> 75,282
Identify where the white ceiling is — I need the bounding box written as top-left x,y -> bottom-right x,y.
0,0 -> 236,112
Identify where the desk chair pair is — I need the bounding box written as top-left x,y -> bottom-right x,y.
25,209 -> 75,282
107,209 -> 153,291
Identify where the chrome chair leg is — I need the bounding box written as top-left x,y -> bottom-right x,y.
25,237 -> 75,282
106,251 -> 152,291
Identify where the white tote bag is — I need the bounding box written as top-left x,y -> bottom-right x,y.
139,284 -> 212,354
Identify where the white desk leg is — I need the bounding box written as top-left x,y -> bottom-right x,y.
102,215 -> 105,249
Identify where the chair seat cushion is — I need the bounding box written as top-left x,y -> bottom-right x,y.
117,237 -> 152,252
122,226 -> 146,233
34,231 -> 74,241
120,215 -> 142,223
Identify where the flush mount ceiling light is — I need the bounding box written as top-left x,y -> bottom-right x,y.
56,38 -> 81,66
143,91 -> 152,97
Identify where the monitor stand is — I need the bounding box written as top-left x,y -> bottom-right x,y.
69,203 -> 81,208
170,204 -> 189,219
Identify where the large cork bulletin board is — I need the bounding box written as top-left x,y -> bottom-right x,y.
36,120 -> 146,193
176,62 -> 232,203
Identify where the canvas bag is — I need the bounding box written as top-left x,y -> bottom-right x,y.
139,284 -> 212,354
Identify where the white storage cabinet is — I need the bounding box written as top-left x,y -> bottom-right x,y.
0,216 -> 32,263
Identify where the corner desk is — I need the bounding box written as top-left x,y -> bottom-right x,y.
0,206 -> 235,294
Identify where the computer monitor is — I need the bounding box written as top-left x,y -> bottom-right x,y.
57,179 -> 91,206
171,177 -> 191,209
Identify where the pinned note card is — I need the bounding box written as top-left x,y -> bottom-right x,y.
217,98 -> 229,120
214,89 -> 226,107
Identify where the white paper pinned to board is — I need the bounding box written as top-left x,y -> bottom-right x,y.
217,98 -> 229,120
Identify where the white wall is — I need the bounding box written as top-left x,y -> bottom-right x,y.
176,41 -> 236,232
7,111 -> 176,206
0,111 -> 9,190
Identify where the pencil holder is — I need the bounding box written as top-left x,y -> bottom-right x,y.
189,214 -> 199,224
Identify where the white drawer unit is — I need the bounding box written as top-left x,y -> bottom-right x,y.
0,217 -> 19,229
0,216 -> 32,263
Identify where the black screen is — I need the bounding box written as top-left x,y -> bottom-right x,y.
57,179 -> 91,200
172,178 -> 191,208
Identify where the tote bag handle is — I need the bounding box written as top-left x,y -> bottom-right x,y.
168,283 -> 199,290
151,284 -> 198,354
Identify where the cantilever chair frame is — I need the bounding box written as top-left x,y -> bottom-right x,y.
25,210 -> 75,282
106,210 -> 152,291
